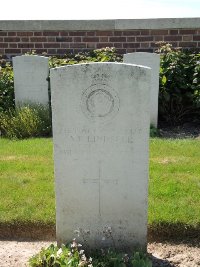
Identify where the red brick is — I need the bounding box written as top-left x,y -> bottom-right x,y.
47,49 -> 57,54
86,31 -> 96,36
30,37 -> 47,42
43,31 -> 59,36
9,43 -> 17,48
126,48 -> 136,53
96,43 -> 113,48
123,30 -> 140,36
34,32 -> 43,36
34,49 -> 48,54
96,31 -> 113,36
87,43 -> 96,49
137,48 -> 153,52
21,49 -> 32,54
150,30 -> 169,35
115,49 -> 126,54
123,43 -> 140,48
114,31 -> 123,36
140,30 -> 150,35
70,43 -> 86,48
136,36 -> 153,42
35,43 -> 43,48
109,37 -> 126,42
150,42 -> 163,48
154,36 -> 164,41
99,37 -> 108,42
17,32 -> 33,36
170,30 -> 179,35
73,37 -> 81,42
18,43 -> 35,48
61,49 -> 72,53
127,37 -> 136,42
60,31 -> 69,36
48,37 -> 56,42
8,32 -> 16,36
44,43 -> 60,48
0,43 -> 8,48
140,43 -> 150,48
68,31 -> 86,36
193,35 -> 200,41
182,35 -> 193,41
4,37 -> 20,42
164,35 -> 182,41
57,49 -> 70,54
5,49 -> 21,53
56,37 -> 72,42
179,42 -> 197,47
0,32 -> 7,36
82,37 -> 99,42
21,38 -> 29,42
179,29 -> 197,34
61,43 -> 70,48
114,43 -> 122,48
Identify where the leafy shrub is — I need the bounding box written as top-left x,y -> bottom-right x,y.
158,43 -> 200,125
0,104 -> 51,139
0,58 -> 14,112
49,47 -> 122,68
150,124 -> 160,137
29,239 -> 152,267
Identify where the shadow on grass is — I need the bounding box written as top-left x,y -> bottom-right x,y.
0,221 -> 199,247
0,222 -> 56,241
148,222 -> 200,246
150,255 -> 176,267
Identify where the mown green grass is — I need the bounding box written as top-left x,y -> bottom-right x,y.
149,138 -> 200,226
0,138 -> 199,228
0,138 -> 55,224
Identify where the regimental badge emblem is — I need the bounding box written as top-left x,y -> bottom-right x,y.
81,84 -> 120,123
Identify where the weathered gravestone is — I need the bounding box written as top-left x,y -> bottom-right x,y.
13,55 -> 49,106
50,62 -> 151,250
123,52 -> 160,127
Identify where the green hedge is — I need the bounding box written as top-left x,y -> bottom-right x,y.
158,43 -> 200,124
0,45 -> 200,138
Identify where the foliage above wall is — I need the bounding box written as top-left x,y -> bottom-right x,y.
1,45 -> 200,139
158,42 -> 200,124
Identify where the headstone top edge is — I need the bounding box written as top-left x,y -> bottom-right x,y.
13,55 -> 49,61
124,52 -> 160,58
50,61 -> 151,72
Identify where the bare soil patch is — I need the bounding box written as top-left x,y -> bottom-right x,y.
0,240 -> 199,267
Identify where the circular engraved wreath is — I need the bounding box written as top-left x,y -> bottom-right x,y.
81,84 -> 120,122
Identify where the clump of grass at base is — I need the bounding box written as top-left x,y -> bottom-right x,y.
0,104 -> 52,139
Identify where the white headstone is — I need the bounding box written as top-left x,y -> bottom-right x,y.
51,62 -> 151,250
13,55 -> 49,106
123,52 -> 160,127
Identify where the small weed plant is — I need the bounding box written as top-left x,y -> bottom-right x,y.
0,104 -> 52,139
29,239 -> 152,267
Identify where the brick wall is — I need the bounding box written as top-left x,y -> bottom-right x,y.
0,20 -> 200,59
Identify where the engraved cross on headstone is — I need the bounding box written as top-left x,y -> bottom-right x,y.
82,160 -> 118,216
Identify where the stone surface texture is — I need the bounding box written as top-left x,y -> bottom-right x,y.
50,62 -> 151,250
123,52 -> 160,127
13,55 -> 49,105
0,18 -> 200,30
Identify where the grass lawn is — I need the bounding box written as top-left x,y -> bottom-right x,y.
0,138 -> 200,229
